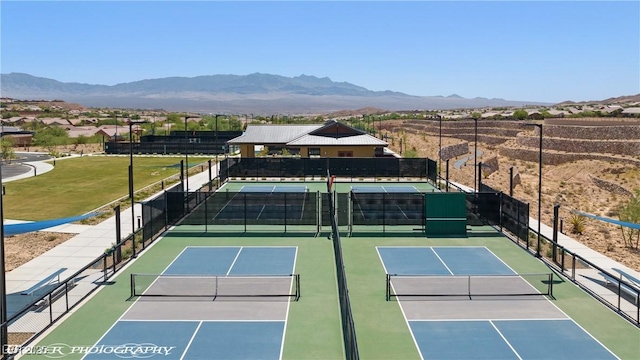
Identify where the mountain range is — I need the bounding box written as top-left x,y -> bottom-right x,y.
1,72 -> 551,113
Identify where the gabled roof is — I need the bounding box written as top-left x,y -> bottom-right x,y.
287,134 -> 387,146
228,124 -> 322,144
308,120 -> 366,138
227,120 -> 388,147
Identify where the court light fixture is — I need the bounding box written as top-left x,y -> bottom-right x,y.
524,123 -> 543,258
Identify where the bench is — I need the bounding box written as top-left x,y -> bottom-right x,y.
599,270 -> 640,304
612,268 -> 640,288
21,268 -> 68,297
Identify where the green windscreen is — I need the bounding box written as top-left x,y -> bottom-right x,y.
424,192 -> 467,236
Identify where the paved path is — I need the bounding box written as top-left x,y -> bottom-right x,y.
4,157 -> 218,316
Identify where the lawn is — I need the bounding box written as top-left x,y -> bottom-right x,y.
3,156 -> 208,220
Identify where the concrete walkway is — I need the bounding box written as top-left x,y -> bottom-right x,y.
4,157 -> 218,316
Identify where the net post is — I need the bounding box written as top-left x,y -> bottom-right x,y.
467,275 -> 471,299
548,273 -> 553,298
130,273 -> 135,297
348,190 -> 353,236
296,274 -> 301,301
214,275 -> 218,301
382,192 -> 386,234
386,274 -> 390,301
243,193 -> 247,233
284,192 -> 288,233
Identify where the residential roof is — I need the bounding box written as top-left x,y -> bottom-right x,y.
622,107 -> 640,114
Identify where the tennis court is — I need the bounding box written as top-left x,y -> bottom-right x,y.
212,185 -> 310,221
87,246 -> 298,360
377,246 -> 617,359
350,185 -> 427,224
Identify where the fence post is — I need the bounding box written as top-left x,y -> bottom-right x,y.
552,204 -> 560,263
208,159 -> 213,191
115,205 -> 122,262
509,166 -> 514,197
446,159 -> 450,192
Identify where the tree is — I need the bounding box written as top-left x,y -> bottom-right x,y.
166,113 -> 181,123
513,109 -> 528,120
618,190 -> 640,249
1,137 -> 15,163
471,112 -> 482,120
404,147 -> 418,158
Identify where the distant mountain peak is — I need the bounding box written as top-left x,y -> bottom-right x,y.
0,72 -> 552,113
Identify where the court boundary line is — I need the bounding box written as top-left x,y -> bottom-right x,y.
407,318 -> 570,322
180,321 -> 203,360
374,247 -> 424,360
428,247 -> 455,275
279,246 -> 299,360
226,247 -> 243,276
489,320 -> 523,360
118,319 -> 288,322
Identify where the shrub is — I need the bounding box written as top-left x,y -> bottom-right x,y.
569,214 -> 587,234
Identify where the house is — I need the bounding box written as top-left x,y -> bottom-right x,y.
0,126 -> 33,147
66,126 -> 101,138
621,107 -> 640,117
227,120 -> 388,158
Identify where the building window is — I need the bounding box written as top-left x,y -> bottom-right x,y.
338,151 -> 353,157
309,148 -> 321,156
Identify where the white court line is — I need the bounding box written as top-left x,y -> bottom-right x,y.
489,320 -> 523,360
226,247 -> 244,275
279,246 -> 299,360
179,321 -> 203,360
375,247 -> 425,360
429,247 -> 455,275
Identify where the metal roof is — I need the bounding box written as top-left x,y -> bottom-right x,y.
287,134 -> 388,146
228,125 -> 322,144
227,122 -> 388,147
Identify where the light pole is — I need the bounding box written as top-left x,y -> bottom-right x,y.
438,115 -> 442,185
0,137 -> 7,349
525,123 -> 543,258
184,115 -> 199,192
215,114 -> 224,156
473,118 -> 478,193
128,119 -> 147,259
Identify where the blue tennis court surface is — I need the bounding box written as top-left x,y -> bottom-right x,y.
378,246 -> 617,360
85,246 -> 297,360
84,320 -> 285,360
378,246 -> 514,275
410,319 -> 616,360
351,185 -> 419,193
239,185 -> 308,193
165,246 -> 297,275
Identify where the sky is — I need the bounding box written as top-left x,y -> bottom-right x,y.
1,1 -> 639,103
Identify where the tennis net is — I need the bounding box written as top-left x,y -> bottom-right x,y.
131,273 -> 300,301
386,273 -> 553,300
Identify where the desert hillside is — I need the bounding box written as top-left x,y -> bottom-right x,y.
384,118 -> 640,271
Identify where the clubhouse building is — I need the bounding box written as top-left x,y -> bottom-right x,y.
228,120 -> 388,158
